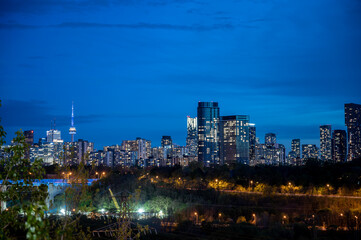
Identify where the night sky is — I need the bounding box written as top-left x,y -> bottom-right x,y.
1,0 -> 361,152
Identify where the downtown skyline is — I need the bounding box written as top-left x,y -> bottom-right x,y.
1,0 -> 361,150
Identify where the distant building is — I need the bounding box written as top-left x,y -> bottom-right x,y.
197,102 -> 220,166
291,139 -> 301,159
302,144 -> 318,160
24,130 -> 34,146
265,133 -> 276,146
46,129 -> 62,143
161,136 -> 172,148
24,130 -> 34,159
345,103 -> 361,161
220,115 -> 250,165
249,124 -> 256,165
332,130 -> 347,163
320,125 -> 332,161
186,116 -> 198,156
255,133 -> 284,165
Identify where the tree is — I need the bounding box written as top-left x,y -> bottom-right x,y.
0,99 -> 49,239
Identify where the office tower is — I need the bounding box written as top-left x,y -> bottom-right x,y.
345,103 -> 361,161
278,144 -> 286,164
265,133 -> 276,146
69,101 -> 77,142
24,130 -> 34,146
46,129 -> 62,143
302,144 -> 318,160
220,115 -> 250,165
24,130 -> 34,159
186,116 -> 198,156
320,125 -> 332,161
161,136 -> 172,148
291,139 -> 301,159
197,102 -> 220,166
249,124 -> 256,165
332,130 -> 347,163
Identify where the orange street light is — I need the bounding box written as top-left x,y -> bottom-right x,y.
288,182 -> 291,186
340,213 -> 343,217
102,172 -> 105,175
252,213 -> 256,217
283,215 -> 287,219
326,184 -> 330,188
218,213 -> 222,217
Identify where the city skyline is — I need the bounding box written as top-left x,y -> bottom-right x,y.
1,0 -> 361,150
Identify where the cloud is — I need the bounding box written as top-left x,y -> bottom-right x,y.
0,22 -> 237,31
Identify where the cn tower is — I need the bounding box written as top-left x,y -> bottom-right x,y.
69,101 -> 76,142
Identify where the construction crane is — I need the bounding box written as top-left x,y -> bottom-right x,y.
108,188 -> 120,211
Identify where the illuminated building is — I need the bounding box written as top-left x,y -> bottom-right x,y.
254,133 -> 284,165
24,130 -> 34,159
220,115 -> 250,165
249,124 -> 256,165
69,101 -> 77,142
24,130 -> 34,146
345,103 -> 361,161
161,136 -> 172,148
332,130 -> 347,163
291,139 -> 301,159
302,144 -> 319,160
197,102 -> 220,166
265,133 -> 276,146
46,129 -> 62,143
320,125 -> 332,161
186,116 -> 198,156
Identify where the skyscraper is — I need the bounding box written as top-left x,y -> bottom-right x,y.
161,136 -> 172,148
46,129 -> 62,143
332,130 -> 347,163
24,130 -> 34,146
186,116 -> 198,156
291,139 -> 301,159
220,115 -> 250,165
249,123 -> 256,165
265,133 -> 276,146
197,102 -> 220,166
320,125 -> 332,161
69,101 -> 77,142
345,103 -> 361,161
302,144 -> 319,160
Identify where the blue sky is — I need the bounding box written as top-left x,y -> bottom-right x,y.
0,0 -> 360,151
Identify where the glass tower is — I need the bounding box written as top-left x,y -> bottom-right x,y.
220,115 -> 250,165
291,139 -> 301,159
197,102 -> 220,166
320,125 -> 332,161
345,103 -> 361,161
249,124 -> 256,165
332,130 -> 347,163
186,116 -> 198,156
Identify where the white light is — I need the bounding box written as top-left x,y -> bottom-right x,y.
137,208 -> 144,214
100,209 -> 105,213
60,208 -> 65,215
159,210 -> 163,216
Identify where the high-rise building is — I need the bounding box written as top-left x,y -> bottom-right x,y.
69,102 -> 77,142
265,133 -> 276,146
186,116 -> 198,156
161,136 -> 172,148
302,144 -> 318,160
24,130 -> 34,146
197,102 -> 220,166
291,139 -> 301,159
46,129 -> 62,143
345,103 -> 361,161
249,124 -> 256,165
332,130 -> 347,163
24,130 -> 34,159
220,115 -> 250,165
320,125 -> 332,161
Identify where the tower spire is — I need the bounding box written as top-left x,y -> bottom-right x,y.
69,101 -> 77,142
